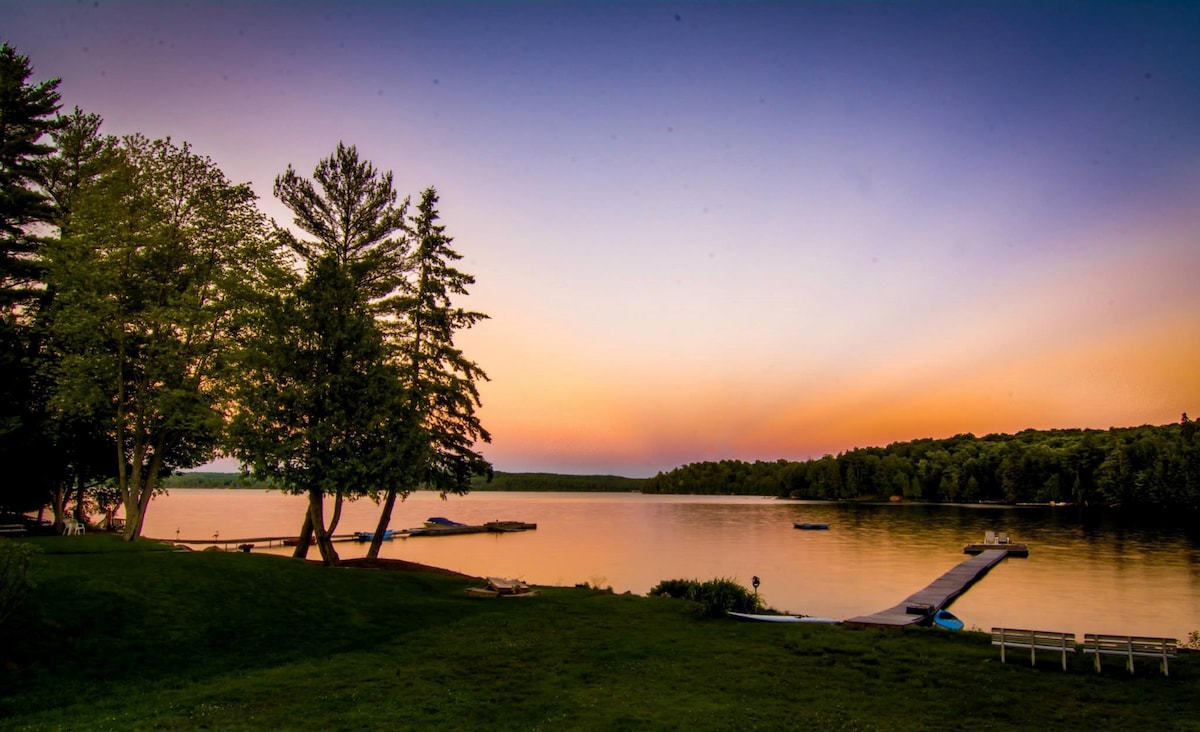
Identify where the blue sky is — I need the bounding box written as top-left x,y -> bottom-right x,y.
6,1 -> 1200,476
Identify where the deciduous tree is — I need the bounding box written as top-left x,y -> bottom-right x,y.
47,135 -> 277,539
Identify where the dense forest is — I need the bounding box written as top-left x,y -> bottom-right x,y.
643,417 -> 1200,511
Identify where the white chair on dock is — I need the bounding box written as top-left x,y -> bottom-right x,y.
984,530 -> 996,545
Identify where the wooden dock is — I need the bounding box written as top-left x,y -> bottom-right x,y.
844,548 -> 1017,628
406,521 -> 536,537
162,533 -> 362,550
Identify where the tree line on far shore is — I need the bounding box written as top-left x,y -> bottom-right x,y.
0,43 -> 491,564
643,417 -> 1200,511
164,471 -> 644,493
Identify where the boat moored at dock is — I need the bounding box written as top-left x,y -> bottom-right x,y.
406,520 -> 537,537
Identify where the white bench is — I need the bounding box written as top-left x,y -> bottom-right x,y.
1082,634 -> 1177,676
991,627 -> 1076,671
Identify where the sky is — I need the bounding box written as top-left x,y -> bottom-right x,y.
5,1 -> 1200,477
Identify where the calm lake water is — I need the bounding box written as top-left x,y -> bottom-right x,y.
141,489 -> 1200,641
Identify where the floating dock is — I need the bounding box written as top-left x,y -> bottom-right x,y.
405,521 -> 536,537
844,546 -> 1024,628
163,534 -> 361,550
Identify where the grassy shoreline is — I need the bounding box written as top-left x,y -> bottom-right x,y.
2,535 -> 1196,730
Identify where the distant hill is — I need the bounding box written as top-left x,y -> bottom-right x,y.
642,418 -> 1200,512
165,471 -> 644,492
471,472 -> 644,492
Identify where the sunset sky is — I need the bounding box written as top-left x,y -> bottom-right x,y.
6,1 -> 1199,477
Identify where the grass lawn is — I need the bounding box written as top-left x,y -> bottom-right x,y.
1,534 -> 1196,731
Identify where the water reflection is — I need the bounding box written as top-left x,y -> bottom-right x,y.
141,490 -> 1199,641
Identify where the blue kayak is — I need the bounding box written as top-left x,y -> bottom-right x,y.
353,529 -> 395,542
932,609 -> 964,631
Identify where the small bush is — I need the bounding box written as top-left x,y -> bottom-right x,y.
649,577 -> 764,618
0,541 -> 40,626
692,578 -> 764,618
649,578 -> 700,598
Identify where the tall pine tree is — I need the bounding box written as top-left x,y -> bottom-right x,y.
366,187 -> 491,559
232,143 -> 415,564
0,43 -> 61,513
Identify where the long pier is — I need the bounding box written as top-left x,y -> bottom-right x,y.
160,534 -> 362,550
844,548 -> 1016,628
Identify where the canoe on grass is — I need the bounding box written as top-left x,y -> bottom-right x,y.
465,576 -> 541,598
728,612 -> 841,624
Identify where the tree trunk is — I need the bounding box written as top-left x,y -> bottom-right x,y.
307,488 -> 339,566
51,482 -> 67,534
73,474 -> 86,525
366,487 -> 400,559
292,510 -> 313,559
327,492 -> 344,535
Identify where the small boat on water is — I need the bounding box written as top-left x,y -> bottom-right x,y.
407,520 -> 537,537
932,609 -> 964,631
352,529 -> 396,542
793,522 -> 830,530
425,516 -> 466,527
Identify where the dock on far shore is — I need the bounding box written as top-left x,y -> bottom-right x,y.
844,541 -> 1028,628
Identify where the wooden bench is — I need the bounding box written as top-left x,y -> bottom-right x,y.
991,627 -> 1076,670
1081,634 -> 1177,676
0,524 -> 27,537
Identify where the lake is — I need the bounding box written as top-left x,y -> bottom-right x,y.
141,489 -> 1200,642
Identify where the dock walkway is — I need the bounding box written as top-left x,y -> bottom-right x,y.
844,549 -> 1011,628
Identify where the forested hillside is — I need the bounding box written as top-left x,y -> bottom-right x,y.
165,471 -> 643,493
469,472 -> 644,492
643,416 -> 1200,511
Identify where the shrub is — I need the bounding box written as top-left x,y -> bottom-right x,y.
649,578 -> 700,599
692,578 -> 764,618
0,541 -> 40,626
649,577 -> 764,618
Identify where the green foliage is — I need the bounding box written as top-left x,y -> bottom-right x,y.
0,43 -> 62,513
161,472 -> 266,489
43,133 -> 281,538
0,42 -> 61,310
648,578 -> 700,598
236,143 -> 425,562
644,418 -> 1200,511
229,255 -> 412,498
650,577 -> 764,618
388,187 -> 491,496
0,541 -> 40,626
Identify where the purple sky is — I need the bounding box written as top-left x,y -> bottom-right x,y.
6,1 -> 1200,476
